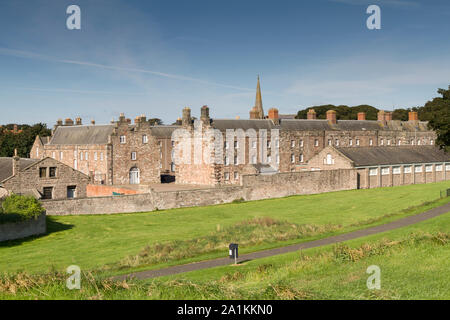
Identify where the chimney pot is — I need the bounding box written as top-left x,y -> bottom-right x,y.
357,112 -> 366,121
307,109 -> 317,120
326,110 -> 337,125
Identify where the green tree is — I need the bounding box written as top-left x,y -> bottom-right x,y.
0,123 -> 51,157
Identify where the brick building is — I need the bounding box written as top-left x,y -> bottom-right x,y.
31,114 -> 178,186
174,78 -> 437,186
0,152 -> 90,200
306,146 -> 450,188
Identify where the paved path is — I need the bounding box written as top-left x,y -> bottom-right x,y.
115,201 -> 450,281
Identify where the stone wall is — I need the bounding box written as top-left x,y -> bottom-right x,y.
0,213 -> 46,242
42,169 -> 356,215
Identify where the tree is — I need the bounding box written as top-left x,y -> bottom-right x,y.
418,85 -> 450,150
148,118 -> 163,126
0,123 -> 51,157
296,104 -> 379,120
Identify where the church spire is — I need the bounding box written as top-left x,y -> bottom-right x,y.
254,75 -> 264,119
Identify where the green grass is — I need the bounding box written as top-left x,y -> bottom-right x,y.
1,204 -> 448,300
0,181 -> 449,277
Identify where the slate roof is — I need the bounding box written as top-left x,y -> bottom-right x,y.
0,158 -> 38,182
150,126 -> 180,138
49,125 -> 115,145
211,119 -> 430,132
335,146 -> 450,167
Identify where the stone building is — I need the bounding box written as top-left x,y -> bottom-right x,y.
174,77 -> 437,186
31,114 -> 178,186
0,152 -> 90,200
306,145 -> 450,188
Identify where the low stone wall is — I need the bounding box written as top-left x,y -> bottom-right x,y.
42,169 -> 357,215
86,185 -> 140,197
0,213 -> 47,242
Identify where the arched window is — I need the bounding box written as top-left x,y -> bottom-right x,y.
129,167 -> 140,184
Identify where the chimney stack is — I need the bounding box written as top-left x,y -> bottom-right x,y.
326,110 -> 337,125
176,117 -> 182,126
12,149 -> 20,176
268,108 -> 280,125
91,120 -> 95,125
307,109 -> 317,120
249,106 -> 259,119
119,113 -> 126,123
182,107 -> 192,127
377,110 -> 385,122
65,118 -> 74,126
408,111 -> 418,122
357,112 -> 366,121
385,112 -> 392,121
200,105 -> 210,125
75,117 -> 82,125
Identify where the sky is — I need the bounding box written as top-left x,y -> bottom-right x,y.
0,0 -> 449,126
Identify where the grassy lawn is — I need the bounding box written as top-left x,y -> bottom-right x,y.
1,198 -> 448,299
0,181 -> 449,277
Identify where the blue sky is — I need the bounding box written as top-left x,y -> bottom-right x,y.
0,0 -> 449,125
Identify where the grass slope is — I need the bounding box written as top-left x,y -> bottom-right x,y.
0,181 -> 449,276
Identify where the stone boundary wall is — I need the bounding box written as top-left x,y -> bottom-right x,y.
42,169 -> 357,215
0,213 -> 47,242
86,185 -> 141,197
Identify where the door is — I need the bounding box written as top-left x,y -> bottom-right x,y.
129,167 -> 140,185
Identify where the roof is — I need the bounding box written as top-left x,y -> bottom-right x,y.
211,119 -> 430,132
49,125 -> 115,145
150,126 -> 180,138
335,146 -> 450,167
0,158 -> 38,182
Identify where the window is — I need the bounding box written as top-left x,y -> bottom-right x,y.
369,168 -> 378,176
325,154 -> 334,165
356,139 -> 360,146
170,162 -> 175,172
335,139 -> 339,146
142,135 -> 148,144
291,154 -> 295,163
94,152 -> 98,161
49,167 -> 57,178
425,165 -> 433,172
234,155 -> 238,165
52,152 -> 56,159
224,172 -> 230,180
252,141 -> 257,149
299,154 -> 304,163
234,141 -> 239,149
39,167 -> 47,178
267,140 -> 271,149
67,186 -> 76,199
251,155 -> 257,164
225,141 -> 229,150
299,139 -> 304,147
415,165 -> 423,173
80,152 -> 83,161
60,152 -> 63,160
445,164 -> 450,171
417,140 -> 421,145
42,187 -> 53,200
404,166 -> 412,173
398,140 -> 401,145
131,152 -> 137,161
369,139 -> 373,146
393,166 -> 401,174
381,167 -> 390,175
328,139 -> 332,146
387,139 -> 391,146
436,164 -> 443,172
430,140 -> 434,145
314,139 -> 319,147
100,153 -> 104,161
74,151 -> 77,158
380,139 -> 384,146
349,139 -> 353,146
120,135 -> 126,144
291,140 -> 295,148
225,156 -> 230,166
234,172 -> 239,180
411,139 -> 415,145
36,147 -> 39,158
85,152 -> 88,160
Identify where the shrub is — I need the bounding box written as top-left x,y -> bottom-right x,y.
0,194 -> 45,224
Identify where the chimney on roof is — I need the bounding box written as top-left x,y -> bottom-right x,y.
119,113 -> 126,123
385,112 -> 392,121
268,108 -> 280,125
182,107 -> 192,127
134,116 -> 141,124
357,112 -> 366,121
307,109 -> 317,120
326,110 -> 337,125
75,117 -> 82,125
126,118 -> 131,124
377,110 -> 385,122
408,111 -> 418,122
176,117 -> 182,126
235,116 -> 240,120
65,118 -> 74,126
200,105 -> 210,125
91,119 -> 95,125
140,114 -> 147,123
12,149 -> 20,176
